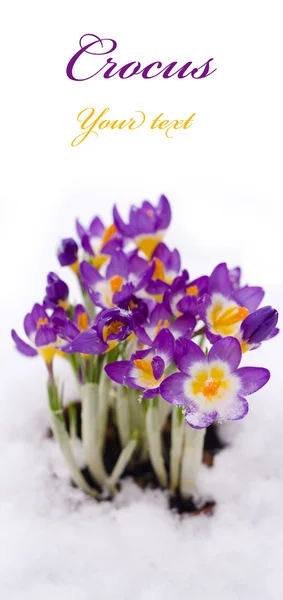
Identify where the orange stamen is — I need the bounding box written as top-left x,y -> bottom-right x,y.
186,285 -> 199,297
110,275 -> 124,293
153,257 -> 165,280
103,321 -> 123,341
77,312 -> 88,331
102,224 -> 117,245
216,306 -> 249,327
134,359 -> 153,375
37,318 -> 48,329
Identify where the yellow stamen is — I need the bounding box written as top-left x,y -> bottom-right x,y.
70,261 -> 79,275
153,257 -> 165,280
156,318 -> 170,335
110,275 -> 124,293
58,300 -> 69,310
102,223 -> 117,245
136,235 -> 163,258
186,285 -> 199,297
103,320 -> 123,341
77,312 -> 88,332
146,209 -> 154,216
92,254 -> 108,270
37,318 -> 48,329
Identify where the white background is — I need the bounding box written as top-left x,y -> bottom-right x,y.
0,2 -> 282,599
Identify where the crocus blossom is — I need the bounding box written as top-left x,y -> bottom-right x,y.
160,337 -> 270,429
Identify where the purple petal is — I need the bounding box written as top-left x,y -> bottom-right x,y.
135,262 -> 156,292
219,395 -> 249,421
143,387 -> 160,398
266,327 -> 279,340
171,314 -> 196,339
240,306 -> 278,344
184,408 -> 217,429
208,337 -> 241,372
113,205 -> 133,237
89,216 -> 104,237
188,275 -> 209,297
62,329 -> 108,354
135,326 -> 153,346
113,282 -> 135,304
76,218 -> 87,240
104,361 -> 133,385
233,286 -> 264,312
152,242 -> 170,265
81,234 -> 95,256
11,330 -> 37,357
198,293 -> 211,323
80,261 -> 103,287
208,263 -> 233,297
146,280 -> 169,295
152,329 -> 175,364
160,373 -> 189,406
174,339 -> 206,374
156,194 -> 171,230
35,326 -> 56,348
152,356 -> 165,380
106,250 -> 129,279
177,295 -> 198,315
236,367 -> 270,395
150,303 -> 171,326
24,313 -> 36,338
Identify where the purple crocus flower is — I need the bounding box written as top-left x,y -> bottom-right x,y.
80,250 -> 155,310
57,238 -> 79,272
60,307 -> 133,354
163,270 -> 209,317
105,329 -> 175,398
198,263 -> 265,344
135,302 -> 196,347
96,307 -> 134,343
239,306 -> 279,352
51,304 -> 91,345
76,217 -> 123,269
11,304 -> 57,363
44,272 -> 69,310
113,195 -> 171,258
160,337 -> 270,429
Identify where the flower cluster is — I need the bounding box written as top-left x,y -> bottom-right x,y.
11,195 -> 279,501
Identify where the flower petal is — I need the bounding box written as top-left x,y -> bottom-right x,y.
11,330 -> 37,357
152,356 -> 165,380
174,338 -> 206,374
208,263 -> 233,297
233,286 -> 264,312
208,337 -> 241,371
104,361 -> 133,385
236,367 -> 270,395
62,329 -> 108,354
219,395 -> 249,421
160,372 -> 190,405
184,408 -> 217,429
152,328 -> 175,364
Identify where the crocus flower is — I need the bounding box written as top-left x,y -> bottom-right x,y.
164,271 -> 208,317
76,216 -> 123,269
105,329 -> 175,398
11,303 -> 57,363
113,195 -> 171,258
44,272 -> 69,310
160,337 -> 270,429
80,250 -> 154,309
57,238 -> 79,273
198,263 -> 264,343
135,302 -> 196,346
239,306 -> 279,352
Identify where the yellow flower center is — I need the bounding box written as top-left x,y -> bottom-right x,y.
186,285 -> 199,297
77,312 -> 88,331
191,367 -> 229,402
109,275 -> 124,293
103,320 -> 123,341
37,318 -> 48,329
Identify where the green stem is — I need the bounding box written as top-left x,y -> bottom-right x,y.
106,431 -> 138,495
170,406 -> 185,494
116,385 -> 131,448
145,397 -> 168,488
80,383 -> 107,488
180,425 -> 205,500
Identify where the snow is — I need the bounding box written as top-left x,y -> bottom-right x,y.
1,283 -> 283,599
